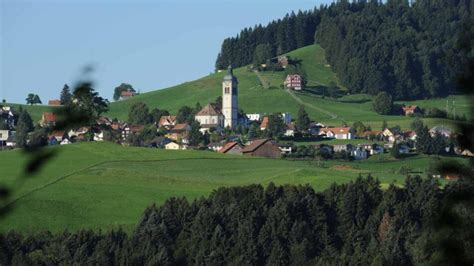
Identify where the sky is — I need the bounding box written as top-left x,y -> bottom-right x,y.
1,0 -> 331,104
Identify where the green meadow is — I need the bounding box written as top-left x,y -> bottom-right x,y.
7,45 -> 469,131
0,142 -> 468,233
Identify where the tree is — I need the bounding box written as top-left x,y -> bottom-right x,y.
372,92 -> 393,115
415,126 -> 432,154
25,93 -> 41,105
176,106 -> 193,123
29,128 -> 48,147
265,113 -> 286,139
188,121 -> 202,146
113,83 -> 135,101
128,102 -> 151,125
247,122 -> 258,140
15,109 -> 34,148
391,143 -> 401,159
296,106 -> 310,132
327,82 -> 340,98
410,117 -> 424,132
253,43 -> 272,65
60,84 -> 72,106
70,82 -> 109,124
381,120 -> 388,130
150,108 -> 169,124
352,121 -> 366,137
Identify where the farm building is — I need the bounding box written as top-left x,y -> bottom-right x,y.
284,74 -> 303,90
218,141 -> 243,155
242,139 -> 281,159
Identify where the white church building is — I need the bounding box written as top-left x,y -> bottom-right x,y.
195,65 -> 239,133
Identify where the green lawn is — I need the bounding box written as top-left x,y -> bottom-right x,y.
0,142 -> 468,233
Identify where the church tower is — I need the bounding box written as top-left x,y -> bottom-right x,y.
222,65 -> 238,128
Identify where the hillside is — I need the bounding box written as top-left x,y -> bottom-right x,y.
6,45 -> 470,130
106,44 -> 468,130
1,141 -> 469,233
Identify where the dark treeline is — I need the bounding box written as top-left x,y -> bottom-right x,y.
1,177 -> 472,265
215,0 -> 472,100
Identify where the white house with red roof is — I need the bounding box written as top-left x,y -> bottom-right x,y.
319,127 -> 353,140
195,103 -> 224,133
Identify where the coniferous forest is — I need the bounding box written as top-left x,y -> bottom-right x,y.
215,0 -> 472,100
1,177 -> 473,265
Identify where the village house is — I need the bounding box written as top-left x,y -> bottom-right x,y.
218,141 -> 243,155
0,129 -> 9,147
401,105 -> 421,116
429,125 -> 452,138
281,112 -> 292,124
333,144 -> 353,153
284,74 -> 303,90
260,116 -> 269,131
6,134 -> 16,147
120,90 -> 136,100
246,113 -> 260,122
284,123 -> 296,137
404,130 -> 417,141
362,130 -> 383,140
319,127 -> 353,140
121,125 -> 145,140
277,55 -> 289,68
0,106 -> 15,129
242,139 -> 281,159
382,128 -> 401,143
48,99 -> 62,106
398,144 -> 411,154
165,141 -> 188,150
351,145 -> 368,160
41,112 -> 57,127
48,130 -> 66,143
308,122 -> 321,135
195,103 -> 224,133
60,138 -> 71,145
166,123 -> 191,143
208,142 -> 225,151
278,144 -> 294,155
158,115 -> 177,129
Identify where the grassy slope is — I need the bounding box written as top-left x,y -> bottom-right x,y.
105,44 -> 468,130
0,142 -> 469,233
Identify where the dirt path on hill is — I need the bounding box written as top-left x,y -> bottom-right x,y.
253,70 -> 270,89
285,89 -> 342,121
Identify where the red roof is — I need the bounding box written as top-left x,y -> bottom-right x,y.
121,91 -> 135,97
171,123 -> 189,132
48,99 -> 61,106
42,112 -> 57,123
320,127 -> 351,135
402,105 -> 419,112
158,115 -> 177,126
218,141 -> 239,153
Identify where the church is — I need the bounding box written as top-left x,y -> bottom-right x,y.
195,65 -> 239,133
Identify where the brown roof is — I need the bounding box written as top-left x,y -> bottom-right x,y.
195,103 -> 222,116
49,130 -> 65,137
218,141 -> 240,153
42,112 -> 57,123
171,123 -> 189,131
363,130 -> 382,136
242,139 -> 271,153
158,115 -> 177,126
129,125 -> 144,133
48,99 -> 61,106
260,117 -> 269,129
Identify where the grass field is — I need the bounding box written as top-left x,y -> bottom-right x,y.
0,142 -> 468,233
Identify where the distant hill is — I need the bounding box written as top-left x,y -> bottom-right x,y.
106,44 -> 468,130
6,44 -> 469,130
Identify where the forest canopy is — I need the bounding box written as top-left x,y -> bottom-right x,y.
215,0 -> 472,100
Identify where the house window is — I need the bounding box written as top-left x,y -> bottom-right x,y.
225,87 -> 230,94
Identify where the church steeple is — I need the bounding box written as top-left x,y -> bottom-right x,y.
222,64 -> 238,128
